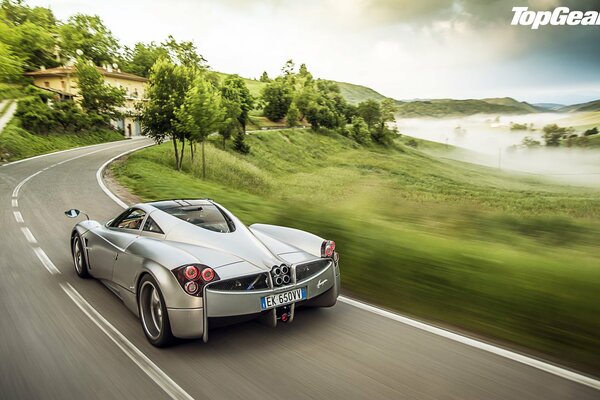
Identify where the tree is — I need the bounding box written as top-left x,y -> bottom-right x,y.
521,136 -> 541,148
259,71 -> 270,82
120,42 -> 169,77
281,59 -> 295,76
162,35 -> 207,70
0,42 -> 23,82
140,58 -> 194,170
233,131 -> 250,154
14,96 -> 54,134
175,74 -> 225,177
59,14 -> 119,65
542,124 -> 570,146
583,127 -> 598,136
218,98 -> 241,148
262,78 -> 292,121
221,74 -> 253,132
350,116 -> 370,144
286,102 -> 300,127
357,99 -> 382,129
76,59 -> 125,118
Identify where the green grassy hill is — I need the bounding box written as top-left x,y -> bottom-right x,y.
395,97 -> 541,117
559,99 -> 600,112
334,81 -> 387,104
113,128 -> 600,373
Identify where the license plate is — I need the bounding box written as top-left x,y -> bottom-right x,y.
261,287 -> 307,310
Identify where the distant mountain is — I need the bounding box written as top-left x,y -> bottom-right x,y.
558,99 -> 600,113
533,103 -> 565,110
334,81 -> 387,105
395,97 -> 540,117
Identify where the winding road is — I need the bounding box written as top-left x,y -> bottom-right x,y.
0,138 -> 598,399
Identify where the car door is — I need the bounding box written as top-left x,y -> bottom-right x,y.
113,214 -> 166,293
87,208 -> 145,281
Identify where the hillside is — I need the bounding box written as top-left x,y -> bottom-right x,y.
559,99 -> 600,112
395,97 -> 540,117
112,128 -> 600,372
333,81 -> 387,104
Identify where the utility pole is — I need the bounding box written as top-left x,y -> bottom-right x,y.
498,147 -> 501,170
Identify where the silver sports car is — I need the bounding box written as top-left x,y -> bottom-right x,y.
66,199 -> 340,346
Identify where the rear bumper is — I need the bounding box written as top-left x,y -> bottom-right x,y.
168,258 -> 340,340
204,259 -> 338,317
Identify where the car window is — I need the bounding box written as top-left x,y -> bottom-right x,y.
111,209 -> 146,230
163,204 -> 234,233
143,216 -> 164,234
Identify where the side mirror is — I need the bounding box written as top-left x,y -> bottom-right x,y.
65,209 -> 81,218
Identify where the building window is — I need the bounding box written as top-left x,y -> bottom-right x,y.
44,81 -> 50,88
61,80 -> 66,90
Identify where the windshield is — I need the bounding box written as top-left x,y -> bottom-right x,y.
164,205 -> 234,233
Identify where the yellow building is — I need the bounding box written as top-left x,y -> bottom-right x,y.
24,65 -> 147,137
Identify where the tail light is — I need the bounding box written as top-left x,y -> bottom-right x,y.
173,264 -> 220,296
321,240 -> 336,258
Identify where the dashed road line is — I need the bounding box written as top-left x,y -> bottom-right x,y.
33,247 -> 60,275
13,211 -> 23,223
20,227 -> 37,244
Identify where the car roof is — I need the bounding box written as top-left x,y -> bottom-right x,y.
147,199 -> 214,210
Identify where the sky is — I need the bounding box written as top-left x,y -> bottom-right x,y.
27,0 -> 600,104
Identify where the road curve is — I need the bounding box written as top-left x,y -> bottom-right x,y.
0,138 -> 598,400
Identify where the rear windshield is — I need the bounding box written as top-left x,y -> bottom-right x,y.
164,205 -> 234,233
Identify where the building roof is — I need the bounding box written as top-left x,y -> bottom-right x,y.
24,65 -> 147,82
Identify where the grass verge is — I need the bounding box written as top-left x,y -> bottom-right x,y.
0,122 -> 125,162
113,129 -> 600,373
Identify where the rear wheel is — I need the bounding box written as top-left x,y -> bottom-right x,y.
138,275 -> 174,347
72,235 -> 90,279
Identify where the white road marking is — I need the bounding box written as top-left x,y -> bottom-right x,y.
339,296 -> 600,390
20,227 -> 37,244
33,247 -> 60,275
8,139 -> 192,400
95,143 -> 155,209
60,282 -> 195,400
13,211 -> 23,223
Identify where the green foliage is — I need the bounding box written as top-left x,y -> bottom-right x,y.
59,14 -> 119,65
120,42 -> 168,77
0,122 -> 123,161
285,102 -> 300,127
0,42 -> 23,82
139,58 -> 194,165
510,122 -> 528,130
176,74 -> 225,146
521,136 -> 541,148
349,115 -> 369,144
259,71 -> 270,82
396,98 -> 538,117
14,96 -> 54,134
262,78 -> 293,121
542,124 -> 572,146
76,60 -> 124,117
583,127 -> 598,136
233,131 -> 250,154
357,99 -> 381,129
221,74 -> 254,131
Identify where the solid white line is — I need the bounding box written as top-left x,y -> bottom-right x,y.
13,211 -> 23,223
20,227 -> 37,244
95,143 -> 155,209
339,296 -> 600,390
11,198 -> 18,207
60,283 -> 194,400
12,170 -> 43,197
32,247 -> 60,275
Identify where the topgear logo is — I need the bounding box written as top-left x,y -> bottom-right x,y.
511,7 -> 600,29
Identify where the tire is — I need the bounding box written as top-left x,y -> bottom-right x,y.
138,275 -> 175,347
72,234 -> 91,279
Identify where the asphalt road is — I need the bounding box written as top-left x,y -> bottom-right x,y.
0,138 -> 598,400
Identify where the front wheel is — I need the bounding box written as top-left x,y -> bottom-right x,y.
138,275 -> 174,347
72,234 -> 90,279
